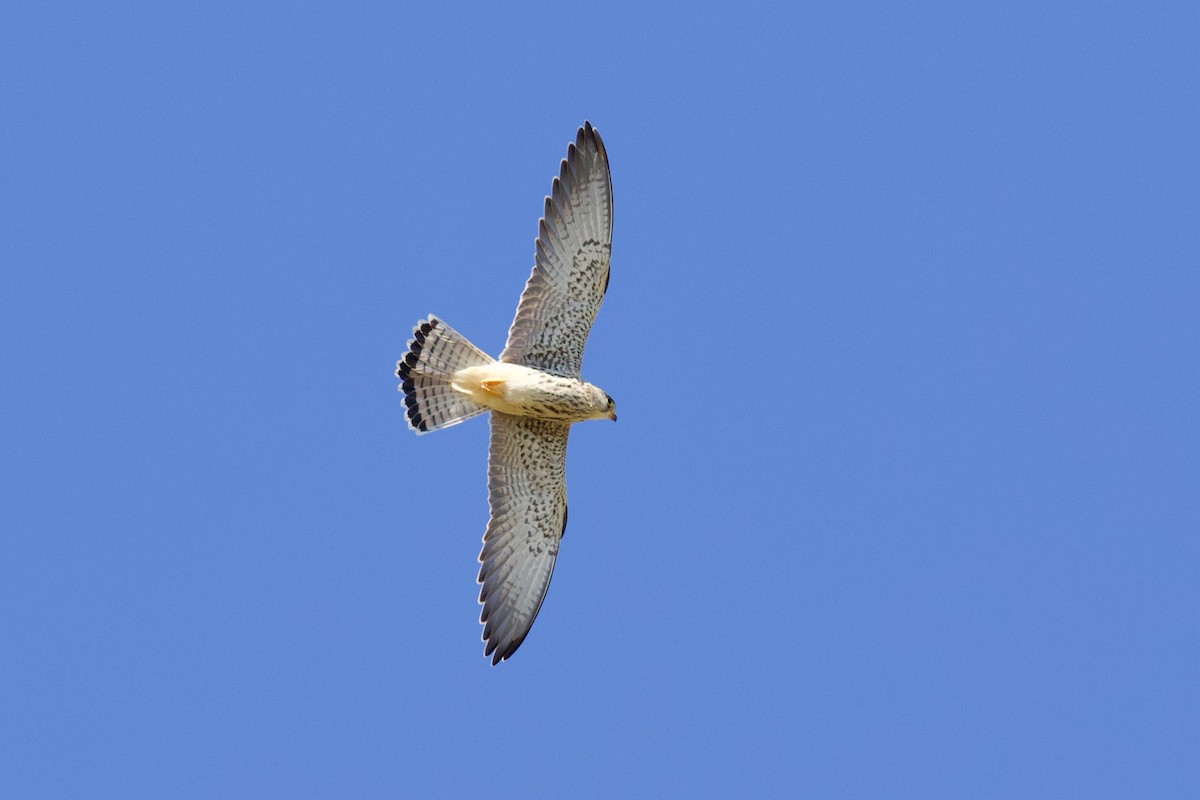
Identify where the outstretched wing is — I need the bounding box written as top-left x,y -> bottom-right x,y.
478,413 -> 570,665
500,121 -> 612,378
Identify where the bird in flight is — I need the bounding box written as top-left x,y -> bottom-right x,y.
396,122 -> 615,665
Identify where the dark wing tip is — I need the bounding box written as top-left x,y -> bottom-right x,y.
578,120 -> 606,163
487,631 -> 530,666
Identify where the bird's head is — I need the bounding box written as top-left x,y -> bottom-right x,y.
604,393 -> 617,422
585,384 -> 617,422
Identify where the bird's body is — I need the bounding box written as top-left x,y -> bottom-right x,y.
452,363 -> 614,423
396,122 -> 615,664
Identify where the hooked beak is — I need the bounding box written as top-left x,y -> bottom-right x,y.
609,410 -> 618,422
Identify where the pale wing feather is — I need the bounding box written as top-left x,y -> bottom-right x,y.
500,122 -> 612,378
478,413 -> 569,664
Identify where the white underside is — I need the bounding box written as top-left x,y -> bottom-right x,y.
451,363 -> 608,422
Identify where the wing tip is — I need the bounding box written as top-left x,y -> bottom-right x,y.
484,630 -> 531,666
579,120 -> 606,163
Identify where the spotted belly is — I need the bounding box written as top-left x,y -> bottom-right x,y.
452,363 -> 599,422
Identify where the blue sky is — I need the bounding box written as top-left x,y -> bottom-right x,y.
1,1 -> 1196,797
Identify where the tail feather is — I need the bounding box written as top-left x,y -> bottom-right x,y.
396,316 -> 494,433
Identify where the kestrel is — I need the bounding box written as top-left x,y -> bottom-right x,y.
396,122 -> 614,665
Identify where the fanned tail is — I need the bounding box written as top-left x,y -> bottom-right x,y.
396,316 -> 494,433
